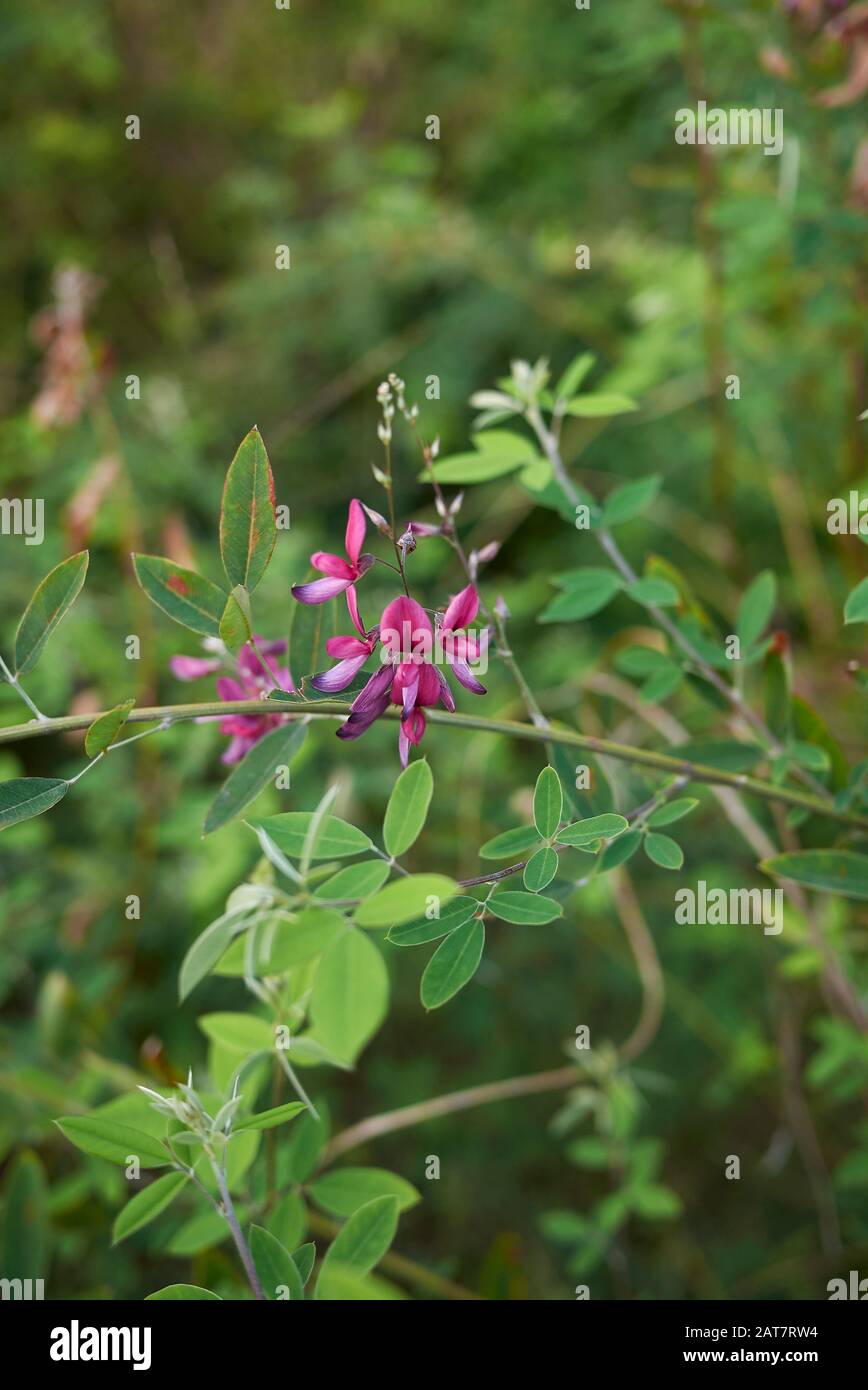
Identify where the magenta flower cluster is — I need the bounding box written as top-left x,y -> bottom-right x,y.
171,499 -> 489,766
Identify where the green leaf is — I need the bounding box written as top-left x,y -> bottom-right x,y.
643,832 -> 683,870
204,722 -> 308,834
314,1266 -> 405,1300
284,1108 -> 329,1184
84,699 -> 135,758
539,567 -> 623,622
218,586 -> 253,653
632,1184 -> 683,1220
234,1102 -> 305,1133
844,576 -> 868,624
317,1195 -> 399,1297
487,891 -> 563,924
420,918 -> 485,1009
112,1172 -> 189,1244
736,571 -> 776,648
309,1168 -> 420,1218
639,665 -> 684,702
386,895 -> 478,946
556,814 -> 629,845
383,759 -> 433,857
626,577 -> 680,608
763,648 -> 791,742
310,928 -> 389,1063
132,554 -> 226,637
761,850 -> 868,900
258,811 -> 372,860
312,860 -> 391,901
218,907 -> 348,975
291,1242 -> 316,1286
198,1012 -> 274,1055
600,475 -> 660,527
250,1224 -> 304,1300
1,1151 -> 47,1278
789,740 -> 831,773
647,798 -> 699,827
533,765 -> 562,839
146,1284 -> 221,1301
179,908 -> 252,1000
219,426 -> 277,593
615,645 -> 673,677
424,431 -> 538,484
56,1116 -> 170,1168
554,351 -> 596,401
563,393 -> 637,417
479,825 -> 542,860
598,829 -> 642,872
523,845 -> 559,892
13,550 -> 89,675
354,874 -> 458,929
0,777 -> 68,831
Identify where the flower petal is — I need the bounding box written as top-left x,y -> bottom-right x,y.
310,653 -> 370,692
443,582 -> 479,633
326,634 -> 371,659
451,659 -> 487,694
432,665 -> 456,712
401,707 -> 427,745
349,662 -> 394,711
169,655 -> 221,681
345,498 -> 366,566
216,676 -> 247,702
345,582 -> 366,639
292,576 -> 352,604
380,595 -> 433,662
311,551 -> 355,580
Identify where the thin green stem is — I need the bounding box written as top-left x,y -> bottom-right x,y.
0,653 -> 47,722
209,1153 -> 265,1301
2,697 -> 864,828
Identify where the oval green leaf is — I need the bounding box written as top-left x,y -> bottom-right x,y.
112,1172 -> 189,1245
203,721 -> 308,834
487,891 -> 563,924
85,699 -> 136,759
259,811 -> 372,860
354,874 -> 458,929
523,845 -> 559,892
386,895 -> 478,947
55,1116 -> 170,1168
14,551 -> 89,676
556,814 -> 629,845
760,849 -> 868,901
219,426 -> 277,594
533,765 -> 562,839
420,918 -> 485,1009
132,554 -> 226,637
309,929 -> 389,1063
479,825 -> 542,860
309,1167 -> 420,1219
383,759 -> 433,858
0,777 -> 68,831
644,832 -> 684,870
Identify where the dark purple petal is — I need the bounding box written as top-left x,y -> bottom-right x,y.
349,662 -> 393,712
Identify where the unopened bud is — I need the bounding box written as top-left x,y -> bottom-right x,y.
494,593 -> 510,620
476,540 -> 500,565
449,491 -> 464,516
362,503 -> 391,536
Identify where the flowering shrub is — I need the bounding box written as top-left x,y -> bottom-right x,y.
2,361 -> 867,1302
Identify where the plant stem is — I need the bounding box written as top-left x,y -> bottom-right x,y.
0,653 -> 47,721
209,1155 -> 265,1301
3,697 -> 864,829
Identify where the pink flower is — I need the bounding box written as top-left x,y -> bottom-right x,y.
436,582 -> 489,694
172,637 -> 294,764
291,499 -> 373,637
335,591 -> 485,766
